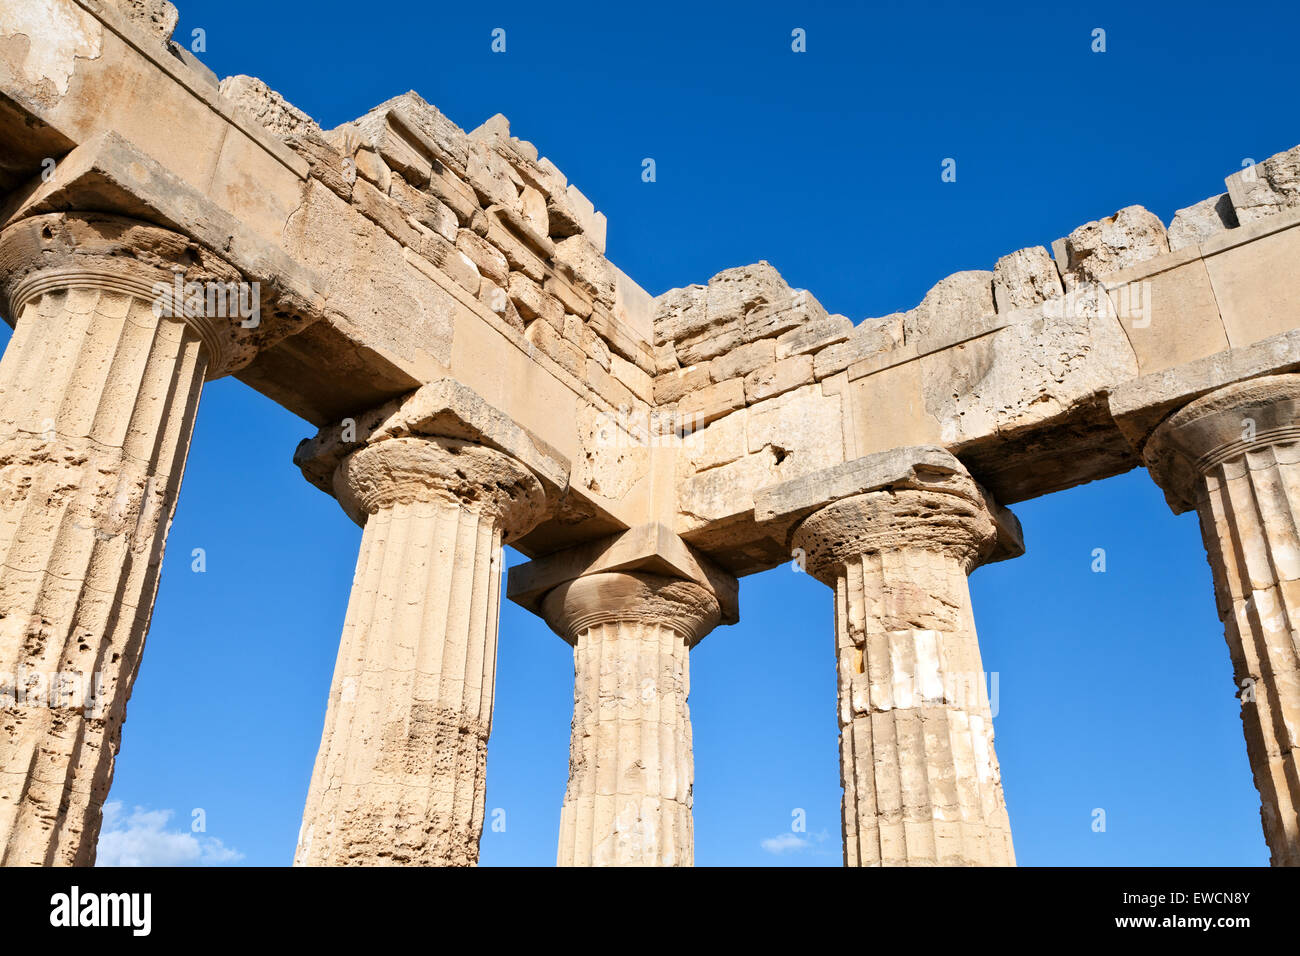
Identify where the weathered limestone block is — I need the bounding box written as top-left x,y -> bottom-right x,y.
1168,194 -> 1239,252
411,226 -> 479,294
353,92 -> 471,176
813,314 -> 902,380
353,178 -> 420,249
663,263 -> 794,365
680,409 -> 747,474
485,218 -> 547,282
610,354 -> 653,405
1142,374 -> 1300,866
0,212 -> 242,865
743,354 -> 813,404
467,140 -> 522,211
677,378 -> 745,430
777,313 -> 853,359
390,175 -> 458,242
992,246 -> 1063,313
456,229 -> 509,286
220,75 -> 354,201
552,236 -> 615,309
469,113 -> 539,166
541,571 -> 721,867
294,435 -> 545,866
544,273 -> 593,318
744,382 -> 843,480
652,284 -> 709,349
526,318 -> 585,378
710,338 -> 774,383
903,270 -> 994,345
1226,145 -> 1300,226
706,261 -> 788,329
1052,205 -> 1170,290
509,273 -> 564,328
790,459 -> 1016,866
477,278 -> 524,332
743,288 -> 828,343
284,179 -> 457,367
220,74 -> 317,138
654,364 -> 711,405
926,283 -> 1137,451
677,449 -> 781,529
112,0 -> 179,44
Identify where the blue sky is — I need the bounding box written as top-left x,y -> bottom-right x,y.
9,0 -> 1297,865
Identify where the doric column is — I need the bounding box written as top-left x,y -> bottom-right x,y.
294,435 -> 545,866
539,570 -> 720,867
1143,373 -> 1300,866
791,466 -> 1015,867
0,211 -> 243,865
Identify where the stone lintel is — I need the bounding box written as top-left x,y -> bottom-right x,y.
1108,328 -> 1300,473
506,522 -> 740,626
296,378 -> 571,508
755,444 -> 1025,564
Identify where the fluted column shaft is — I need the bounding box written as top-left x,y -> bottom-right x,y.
1145,374 -> 1300,866
541,571 -> 720,866
792,473 -> 1015,866
0,212 -> 237,865
295,436 -> 543,866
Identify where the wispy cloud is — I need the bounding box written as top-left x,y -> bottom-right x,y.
761,828 -> 832,855
96,802 -> 244,867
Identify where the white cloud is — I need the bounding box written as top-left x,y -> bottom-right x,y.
761,832 -> 810,854
96,801 -> 245,867
760,828 -> 833,856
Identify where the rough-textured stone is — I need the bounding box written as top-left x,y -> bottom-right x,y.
710,338 -> 775,383
654,364 -> 711,404
509,272 -> 564,328
814,314 -> 903,379
1052,205 -> 1170,290
553,235 -> 615,309
776,313 -> 853,359
743,353 -> 814,404
1225,145 -> 1300,225
903,270 -> 995,345
1168,193 -> 1239,252
992,246 -> 1063,313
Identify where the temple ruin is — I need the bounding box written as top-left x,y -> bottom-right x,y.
1,0 -> 1299,866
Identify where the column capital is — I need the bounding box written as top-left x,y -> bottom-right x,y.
540,571 -> 722,647
791,466 -> 999,585
335,435 -> 545,540
1144,373 -> 1300,513
0,211 -> 266,379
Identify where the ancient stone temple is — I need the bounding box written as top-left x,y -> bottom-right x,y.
2,0 -> 1299,866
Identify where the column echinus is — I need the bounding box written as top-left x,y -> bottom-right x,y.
291,381 -> 569,866
768,446 -> 1021,866
1142,374 -> 1300,866
0,211 -> 291,865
